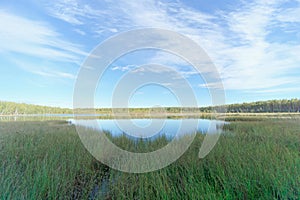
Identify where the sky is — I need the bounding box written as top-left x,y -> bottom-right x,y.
0,0 -> 300,108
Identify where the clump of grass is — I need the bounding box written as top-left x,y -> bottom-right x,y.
0,121 -> 108,199
1,119 -> 299,199
107,119 -> 300,199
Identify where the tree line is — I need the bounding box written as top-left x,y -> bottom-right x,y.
96,99 -> 300,114
201,99 -> 300,113
1,99 -> 300,115
0,101 -> 71,115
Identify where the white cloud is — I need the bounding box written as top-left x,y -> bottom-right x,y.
12,59 -> 76,80
276,4 -> 300,23
250,87 -> 300,94
130,65 -> 177,74
33,70 -> 76,79
45,0 -> 106,25
74,28 -> 86,35
42,0 -> 300,93
147,52 -> 190,67
111,65 -> 137,71
0,10 -> 87,63
216,1 -> 300,91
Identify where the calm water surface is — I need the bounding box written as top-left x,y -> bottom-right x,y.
69,118 -> 225,139
0,115 -> 226,139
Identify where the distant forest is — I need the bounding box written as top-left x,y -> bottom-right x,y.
0,99 -> 300,115
0,101 -> 72,115
203,98 -> 300,113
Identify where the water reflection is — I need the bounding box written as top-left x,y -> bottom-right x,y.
69,118 -> 225,140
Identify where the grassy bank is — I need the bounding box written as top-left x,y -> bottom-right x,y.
1,119 -> 299,199
1,112 -> 300,122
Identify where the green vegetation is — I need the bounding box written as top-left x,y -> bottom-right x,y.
2,98 -> 300,116
203,98 -> 300,113
1,119 -> 299,199
95,98 -> 300,114
0,101 -> 71,115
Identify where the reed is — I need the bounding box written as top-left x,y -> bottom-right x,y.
1,119 -> 299,199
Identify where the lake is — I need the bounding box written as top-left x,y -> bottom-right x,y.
0,115 -> 226,139
68,118 -> 225,139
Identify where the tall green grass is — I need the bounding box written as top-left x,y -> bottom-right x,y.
1,119 -> 299,199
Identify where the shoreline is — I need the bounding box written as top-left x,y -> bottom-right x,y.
0,112 -> 300,122
1,112 -> 300,117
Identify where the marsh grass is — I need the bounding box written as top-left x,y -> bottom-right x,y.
1,119 -> 299,199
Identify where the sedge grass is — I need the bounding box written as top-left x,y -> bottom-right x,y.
0,119 -> 299,199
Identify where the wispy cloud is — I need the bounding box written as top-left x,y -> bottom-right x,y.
33,70 -> 76,79
116,0 -> 300,92
111,65 -> 137,72
250,86 -> 300,94
13,59 -> 76,80
216,0 -> 300,91
73,28 -> 86,35
0,10 -> 87,63
43,0 -> 300,93
44,0 -> 106,25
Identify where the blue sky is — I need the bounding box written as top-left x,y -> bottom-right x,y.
0,0 -> 299,108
